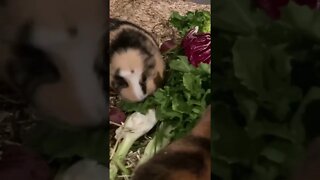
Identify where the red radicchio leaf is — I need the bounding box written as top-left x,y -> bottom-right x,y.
109,107 -> 126,124
181,27 -> 211,67
160,39 -> 177,54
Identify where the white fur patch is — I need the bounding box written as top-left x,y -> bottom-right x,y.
119,70 -> 146,101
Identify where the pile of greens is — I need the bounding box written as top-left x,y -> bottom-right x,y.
169,10 -> 211,35
118,9 -> 212,172
120,56 -> 211,139
213,0 -> 320,179
120,10 -> 211,140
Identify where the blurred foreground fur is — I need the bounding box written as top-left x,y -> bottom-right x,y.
132,105 -> 211,180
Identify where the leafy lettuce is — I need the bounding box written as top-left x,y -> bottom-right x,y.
169,10 -> 211,36
120,56 -> 211,139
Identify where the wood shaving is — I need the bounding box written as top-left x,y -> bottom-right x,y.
110,0 -> 210,44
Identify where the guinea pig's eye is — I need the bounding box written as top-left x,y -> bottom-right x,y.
141,74 -> 147,82
112,75 -> 128,91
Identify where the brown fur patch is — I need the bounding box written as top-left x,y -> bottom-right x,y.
109,23 -> 158,47
153,72 -> 164,89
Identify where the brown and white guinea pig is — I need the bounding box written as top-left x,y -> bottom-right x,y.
132,105 -> 211,180
0,0 -> 107,127
109,18 -> 165,102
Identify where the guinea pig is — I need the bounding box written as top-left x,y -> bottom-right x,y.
132,105 -> 211,180
0,0 -> 107,127
109,18 -> 165,102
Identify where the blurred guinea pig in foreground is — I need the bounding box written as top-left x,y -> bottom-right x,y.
109,18 -> 165,102
0,0 -> 107,127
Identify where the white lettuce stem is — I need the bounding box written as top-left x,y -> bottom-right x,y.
109,161 -> 118,180
137,123 -> 174,167
110,109 -> 158,179
110,136 -> 137,180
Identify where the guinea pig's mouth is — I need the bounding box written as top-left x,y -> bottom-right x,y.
122,96 -> 146,103
136,94 -> 148,102
120,92 -> 148,103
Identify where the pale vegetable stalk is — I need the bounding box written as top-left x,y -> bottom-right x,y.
109,109 -> 158,180
137,123 -> 174,167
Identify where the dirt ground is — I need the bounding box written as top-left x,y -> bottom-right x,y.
110,0 -> 210,44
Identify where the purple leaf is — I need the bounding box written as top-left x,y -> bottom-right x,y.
181,28 -> 211,67
109,107 -> 126,124
160,39 -> 177,54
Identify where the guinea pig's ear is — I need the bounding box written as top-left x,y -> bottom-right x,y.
6,44 -> 60,98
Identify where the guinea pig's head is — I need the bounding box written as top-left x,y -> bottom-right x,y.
0,0 -> 107,127
109,20 -> 165,102
110,47 -> 165,102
